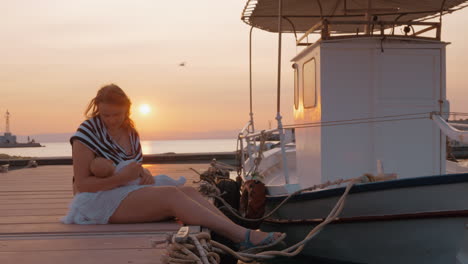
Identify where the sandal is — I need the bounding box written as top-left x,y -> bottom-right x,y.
237,229 -> 287,252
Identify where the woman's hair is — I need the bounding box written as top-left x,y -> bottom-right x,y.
85,84 -> 136,130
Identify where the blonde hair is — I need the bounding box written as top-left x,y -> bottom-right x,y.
85,84 -> 135,130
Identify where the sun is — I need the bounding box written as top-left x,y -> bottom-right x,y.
139,104 -> 151,115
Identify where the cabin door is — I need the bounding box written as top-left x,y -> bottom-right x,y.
373,48 -> 444,178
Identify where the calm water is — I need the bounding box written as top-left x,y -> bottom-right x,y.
0,139 -> 237,157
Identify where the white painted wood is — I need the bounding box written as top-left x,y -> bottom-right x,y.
294,45 -> 322,189
291,38 -> 448,189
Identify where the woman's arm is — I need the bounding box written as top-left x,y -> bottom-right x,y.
72,140 -> 141,193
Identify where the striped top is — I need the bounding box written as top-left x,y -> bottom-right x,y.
70,116 -> 143,165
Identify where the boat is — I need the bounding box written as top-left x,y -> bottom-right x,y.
0,164 -> 8,173
447,121 -> 468,159
235,0 -> 468,263
0,110 -> 42,148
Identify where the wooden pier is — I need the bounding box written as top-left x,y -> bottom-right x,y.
0,163 -> 210,264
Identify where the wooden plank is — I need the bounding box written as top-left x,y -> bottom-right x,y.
0,193 -> 71,196
0,164 -> 211,263
0,187 -> 72,192
0,222 -> 181,235
0,215 -> 64,224
0,235 -> 165,251
0,248 -> 166,264
0,199 -> 70,205
0,208 -> 67,216
0,191 -> 72,196
0,203 -> 68,210
0,196 -> 72,201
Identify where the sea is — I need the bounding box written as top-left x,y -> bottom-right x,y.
0,139 -> 238,158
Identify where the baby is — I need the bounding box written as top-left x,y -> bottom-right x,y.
90,157 -> 186,187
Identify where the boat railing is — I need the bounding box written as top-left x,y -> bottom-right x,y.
297,19 -> 441,46
239,128 -> 279,139
237,121 -> 253,177
237,121 -> 294,179
432,114 -> 468,144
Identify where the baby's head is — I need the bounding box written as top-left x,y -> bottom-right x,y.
90,157 -> 115,178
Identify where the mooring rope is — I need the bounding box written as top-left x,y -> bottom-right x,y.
210,173 -> 389,223
161,173 -> 396,263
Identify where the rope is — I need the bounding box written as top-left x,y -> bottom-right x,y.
250,131 -> 268,179
198,181 -> 221,198
163,175 -> 370,263
161,233 -> 221,264
190,162 -> 237,198
283,112 -> 431,129
282,111 -> 468,130
209,174 -> 380,224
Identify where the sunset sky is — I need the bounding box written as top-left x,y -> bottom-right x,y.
1,1 -> 467,141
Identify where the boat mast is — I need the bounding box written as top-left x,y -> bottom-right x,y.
275,0 -> 290,184
5,110 -> 10,133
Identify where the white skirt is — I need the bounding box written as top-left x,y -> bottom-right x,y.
61,185 -> 150,225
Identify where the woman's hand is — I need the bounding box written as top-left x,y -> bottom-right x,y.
117,162 -> 142,183
139,168 -> 155,185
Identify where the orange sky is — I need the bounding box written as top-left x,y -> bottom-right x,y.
1,1 -> 467,140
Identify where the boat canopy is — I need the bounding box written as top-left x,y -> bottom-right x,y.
242,0 -> 468,33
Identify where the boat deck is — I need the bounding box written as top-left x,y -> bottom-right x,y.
0,163 -> 209,264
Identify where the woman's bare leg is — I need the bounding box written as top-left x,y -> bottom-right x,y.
109,186 -> 275,244
178,186 -> 233,222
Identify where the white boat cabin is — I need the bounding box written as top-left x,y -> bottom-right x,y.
292,37 -> 448,188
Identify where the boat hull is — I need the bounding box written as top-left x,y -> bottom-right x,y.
261,173 -> 468,263
262,217 -> 467,263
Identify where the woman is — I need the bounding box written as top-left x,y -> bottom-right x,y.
63,84 -> 284,250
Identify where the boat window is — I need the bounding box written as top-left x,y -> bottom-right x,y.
303,58 -> 316,108
294,66 -> 299,109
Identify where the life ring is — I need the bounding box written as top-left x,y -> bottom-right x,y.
239,180 -> 266,219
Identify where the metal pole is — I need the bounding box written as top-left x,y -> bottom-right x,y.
240,136 -> 246,178
276,3 -> 282,114
249,26 -> 255,133
364,0 -> 372,34
439,0 -> 447,40
276,0 -> 290,184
